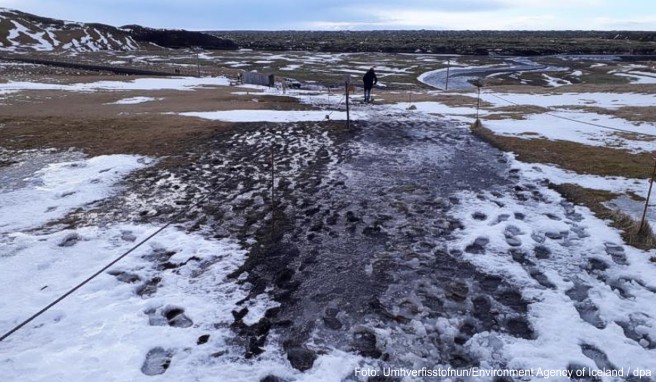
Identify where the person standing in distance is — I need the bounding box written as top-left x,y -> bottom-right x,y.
362,67 -> 377,103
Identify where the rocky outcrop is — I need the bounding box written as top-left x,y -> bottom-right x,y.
123,25 -> 238,50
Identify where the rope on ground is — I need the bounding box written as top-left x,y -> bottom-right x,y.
484,92 -> 656,138
0,174 -> 236,343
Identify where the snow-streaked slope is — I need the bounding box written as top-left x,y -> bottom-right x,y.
0,8 -> 139,52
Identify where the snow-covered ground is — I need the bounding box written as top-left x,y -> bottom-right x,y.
0,76 -> 231,92
452,166 -> 656,377
108,96 -> 164,105
178,109 -> 369,123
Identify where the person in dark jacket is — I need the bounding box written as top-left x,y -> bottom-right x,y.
362,67 -> 377,103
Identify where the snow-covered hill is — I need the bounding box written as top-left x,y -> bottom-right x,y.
0,8 -> 139,52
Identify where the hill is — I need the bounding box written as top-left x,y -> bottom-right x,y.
0,8 -> 238,53
0,8 -> 138,52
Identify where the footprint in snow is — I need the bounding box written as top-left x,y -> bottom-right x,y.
141,347 -> 173,376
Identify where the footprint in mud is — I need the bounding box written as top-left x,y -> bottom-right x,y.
465,237 -> 489,254
509,249 -> 535,266
505,317 -> 535,339
533,245 -> 551,260
566,363 -> 602,382
141,347 -> 173,376
477,274 -> 503,293
528,268 -> 555,289
108,270 -> 141,284
145,306 -> 194,328
616,319 -> 656,349
581,344 -> 616,370
494,289 -> 528,313
472,211 -> 487,221
323,307 -> 343,330
121,230 -> 137,242
586,258 -> 609,275
351,327 -> 382,359
58,232 -> 81,247
565,281 -> 606,328
136,277 -> 161,298
604,243 -> 628,265
504,225 -> 523,247
472,295 -> 496,328
576,301 -> 606,329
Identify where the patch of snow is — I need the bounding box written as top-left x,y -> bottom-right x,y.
615,72 -> 656,85
454,156 -> 656,378
0,154 -> 151,233
280,64 -> 302,71
482,92 -> 656,110
0,77 -> 231,92
108,96 -> 163,105
543,74 -> 572,87
481,110 -> 656,153
512,158 -> 648,197
178,109 -> 369,123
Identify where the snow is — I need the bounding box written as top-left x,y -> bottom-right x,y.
543,74 -> 571,87
0,77 -> 231,92
3,20 -> 54,51
0,155 -> 151,233
513,159 -> 648,197
109,96 -> 163,105
281,64 -> 302,71
482,110 -> 656,153
178,109 -> 369,123
389,90 -> 656,153
0,150 -> 346,382
483,91 -> 656,110
0,113 -> 363,380
454,156 -> 656,377
615,72 -> 656,85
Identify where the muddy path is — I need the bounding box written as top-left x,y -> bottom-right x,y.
182,109 -> 539,373
88,108 -> 548,375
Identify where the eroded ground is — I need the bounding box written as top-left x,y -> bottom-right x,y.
1,52 -> 656,381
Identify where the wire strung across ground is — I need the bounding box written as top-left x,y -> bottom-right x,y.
0,174 -> 236,343
484,92 -> 656,138
325,94 -> 346,119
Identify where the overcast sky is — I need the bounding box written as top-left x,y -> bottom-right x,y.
1,0 -> 654,31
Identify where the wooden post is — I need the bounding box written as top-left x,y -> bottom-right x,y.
639,158 -> 656,233
345,80 -> 350,129
270,145 -> 276,238
476,86 -> 481,120
445,58 -> 451,91
196,52 -> 200,77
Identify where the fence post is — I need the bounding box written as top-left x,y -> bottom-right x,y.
271,145 -> 276,238
639,158 -> 656,233
345,80 -> 350,129
445,58 -> 451,91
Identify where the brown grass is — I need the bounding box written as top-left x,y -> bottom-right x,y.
551,183 -> 656,250
472,119 -> 656,249
0,76 -> 311,157
471,120 -> 653,178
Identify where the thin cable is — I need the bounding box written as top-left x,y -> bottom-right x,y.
485,92 -> 656,138
326,95 -> 346,119
0,175 -> 235,342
